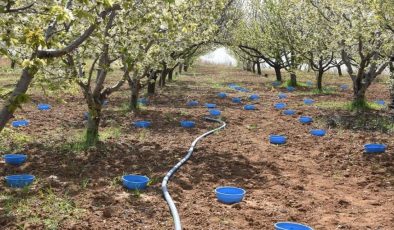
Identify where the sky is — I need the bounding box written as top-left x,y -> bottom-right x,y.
199,47 -> 237,66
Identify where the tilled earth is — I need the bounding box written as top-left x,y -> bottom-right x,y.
1,64 -> 393,229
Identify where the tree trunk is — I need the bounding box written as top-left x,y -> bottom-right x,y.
352,75 -> 367,107
129,79 -> 140,111
337,65 -> 343,76
316,69 -> 324,91
274,66 -> 282,82
147,77 -> 156,95
389,62 -> 394,111
290,73 -> 297,87
10,60 -> 16,69
252,62 -> 256,73
159,69 -> 167,87
168,68 -> 174,81
85,105 -> 101,146
178,64 -> 183,74
0,67 -> 36,132
256,62 -> 262,75
183,64 -> 188,72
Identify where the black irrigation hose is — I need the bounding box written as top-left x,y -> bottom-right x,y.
161,117 -> 226,230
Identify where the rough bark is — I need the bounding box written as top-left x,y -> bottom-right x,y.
274,66 -> 282,82
159,69 -> 168,87
290,73 -> 297,87
129,79 -> 140,111
256,62 -> 262,75
316,69 -> 324,91
168,68 -> 174,81
337,65 -> 343,76
389,62 -> 394,111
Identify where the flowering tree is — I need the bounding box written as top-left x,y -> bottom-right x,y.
0,0 -> 119,132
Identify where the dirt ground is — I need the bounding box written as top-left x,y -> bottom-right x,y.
0,64 -> 393,229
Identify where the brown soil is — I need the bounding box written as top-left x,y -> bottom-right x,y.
1,64 -> 393,229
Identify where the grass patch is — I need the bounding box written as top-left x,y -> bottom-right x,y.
0,189 -> 85,229
316,100 -> 383,111
0,128 -> 32,152
281,79 -> 309,88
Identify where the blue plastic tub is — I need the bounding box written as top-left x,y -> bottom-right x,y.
83,112 -> 90,120
137,98 -> 149,105
215,186 -> 245,204
287,86 -> 296,92
272,81 -> 281,87
218,92 -> 227,98
275,222 -> 313,230
244,104 -> 256,110
278,93 -> 287,99
209,109 -> 221,116
364,143 -> 387,154
5,174 -> 35,188
12,120 -> 29,128
37,104 -> 51,111
232,97 -> 242,103
340,84 -> 348,90
187,100 -> 199,106
122,174 -> 149,190
375,100 -> 385,105
228,83 -> 239,88
303,98 -> 314,105
3,154 -> 27,166
205,103 -> 216,109
133,121 -> 151,128
180,120 -> 196,128
235,87 -> 249,92
269,135 -> 287,145
249,94 -> 260,100
299,116 -> 313,124
274,103 -> 286,110
283,109 -> 296,115
310,129 -> 326,137
306,81 -> 313,87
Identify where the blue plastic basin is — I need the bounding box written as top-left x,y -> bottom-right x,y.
340,84 -> 348,90
306,81 -> 313,87
270,135 -> 287,145
187,100 -> 199,106
209,109 -> 221,117
244,105 -> 256,110
12,120 -> 29,128
375,100 -> 385,105
303,98 -> 314,105
37,104 -> 51,111
83,112 -> 90,120
274,103 -> 287,110
215,186 -> 245,204
180,120 -> 195,128
232,97 -> 242,103
133,121 -> 151,128
249,94 -> 260,100
137,98 -> 149,105
299,116 -> 313,124
278,93 -> 287,99
205,103 -> 216,108
122,174 -> 149,190
287,86 -> 296,92
5,174 -> 35,188
275,222 -> 313,230
218,92 -> 227,98
228,83 -> 239,88
272,81 -> 281,87
364,143 -> 386,154
3,154 -> 27,166
310,129 -> 326,137
283,110 -> 296,115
